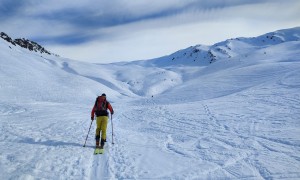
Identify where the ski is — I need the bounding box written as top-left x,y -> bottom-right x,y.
94,148 -> 104,155
99,148 -> 104,154
94,148 -> 100,155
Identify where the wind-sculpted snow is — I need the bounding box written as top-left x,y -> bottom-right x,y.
0,27 -> 300,179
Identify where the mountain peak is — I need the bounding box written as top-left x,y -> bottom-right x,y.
0,32 -> 55,56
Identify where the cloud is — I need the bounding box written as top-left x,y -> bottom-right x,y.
0,0 -> 273,38
1,0 -> 300,62
0,0 -> 27,19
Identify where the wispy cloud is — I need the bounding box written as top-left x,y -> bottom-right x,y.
1,0 -> 299,62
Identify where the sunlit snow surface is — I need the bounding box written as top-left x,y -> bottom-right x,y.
1,28 -> 300,179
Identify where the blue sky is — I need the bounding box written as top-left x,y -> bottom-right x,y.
1,0 -> 299,63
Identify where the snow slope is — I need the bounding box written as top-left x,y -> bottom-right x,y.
1,27 -> 300,179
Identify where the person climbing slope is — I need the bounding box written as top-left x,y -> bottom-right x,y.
91,93 -> 114,150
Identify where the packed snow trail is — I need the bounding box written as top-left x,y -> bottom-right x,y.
90,145 -> 110,179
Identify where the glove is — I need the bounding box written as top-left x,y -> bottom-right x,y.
111,111 -> 114,115
91,117 -> 94,121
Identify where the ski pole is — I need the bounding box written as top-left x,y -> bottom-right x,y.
111,114 -> 114,145
83,120 -> 93,147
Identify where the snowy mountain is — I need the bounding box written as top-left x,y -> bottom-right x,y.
143,27 -> 300,66
0,27 -> 300,179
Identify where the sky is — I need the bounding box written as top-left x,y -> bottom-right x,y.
0,0 -> 299,63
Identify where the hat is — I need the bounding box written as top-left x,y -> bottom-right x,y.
101,93 -> 106,97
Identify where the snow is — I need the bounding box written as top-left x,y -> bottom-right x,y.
1,27 -> 300,179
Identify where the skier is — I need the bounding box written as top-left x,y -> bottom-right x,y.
91,93 -> 114,149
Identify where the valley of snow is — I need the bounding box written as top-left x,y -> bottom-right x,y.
1,27 -> 300,179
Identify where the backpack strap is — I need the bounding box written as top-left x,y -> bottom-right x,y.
94,97 -> 99,107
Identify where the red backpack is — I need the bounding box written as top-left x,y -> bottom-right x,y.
94,96 -> 109,116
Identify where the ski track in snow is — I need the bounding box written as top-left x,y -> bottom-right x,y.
1,79 -> 300,179
90,146 -> 111,180
106,89 -> 300,179
0,103 -> 95,180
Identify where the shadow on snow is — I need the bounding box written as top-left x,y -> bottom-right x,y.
18,137 -> 94,149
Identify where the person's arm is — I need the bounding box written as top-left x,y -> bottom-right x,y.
107,102 -> 114,115
91,98 -> 98,120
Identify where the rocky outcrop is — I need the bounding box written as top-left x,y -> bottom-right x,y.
1,32 -> 52,55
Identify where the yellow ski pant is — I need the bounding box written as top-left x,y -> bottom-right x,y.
96,116 -> 108,140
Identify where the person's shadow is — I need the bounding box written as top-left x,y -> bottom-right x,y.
18,137 -> 94,148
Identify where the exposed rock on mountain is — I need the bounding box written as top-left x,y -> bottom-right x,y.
1,32 -> 53,55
